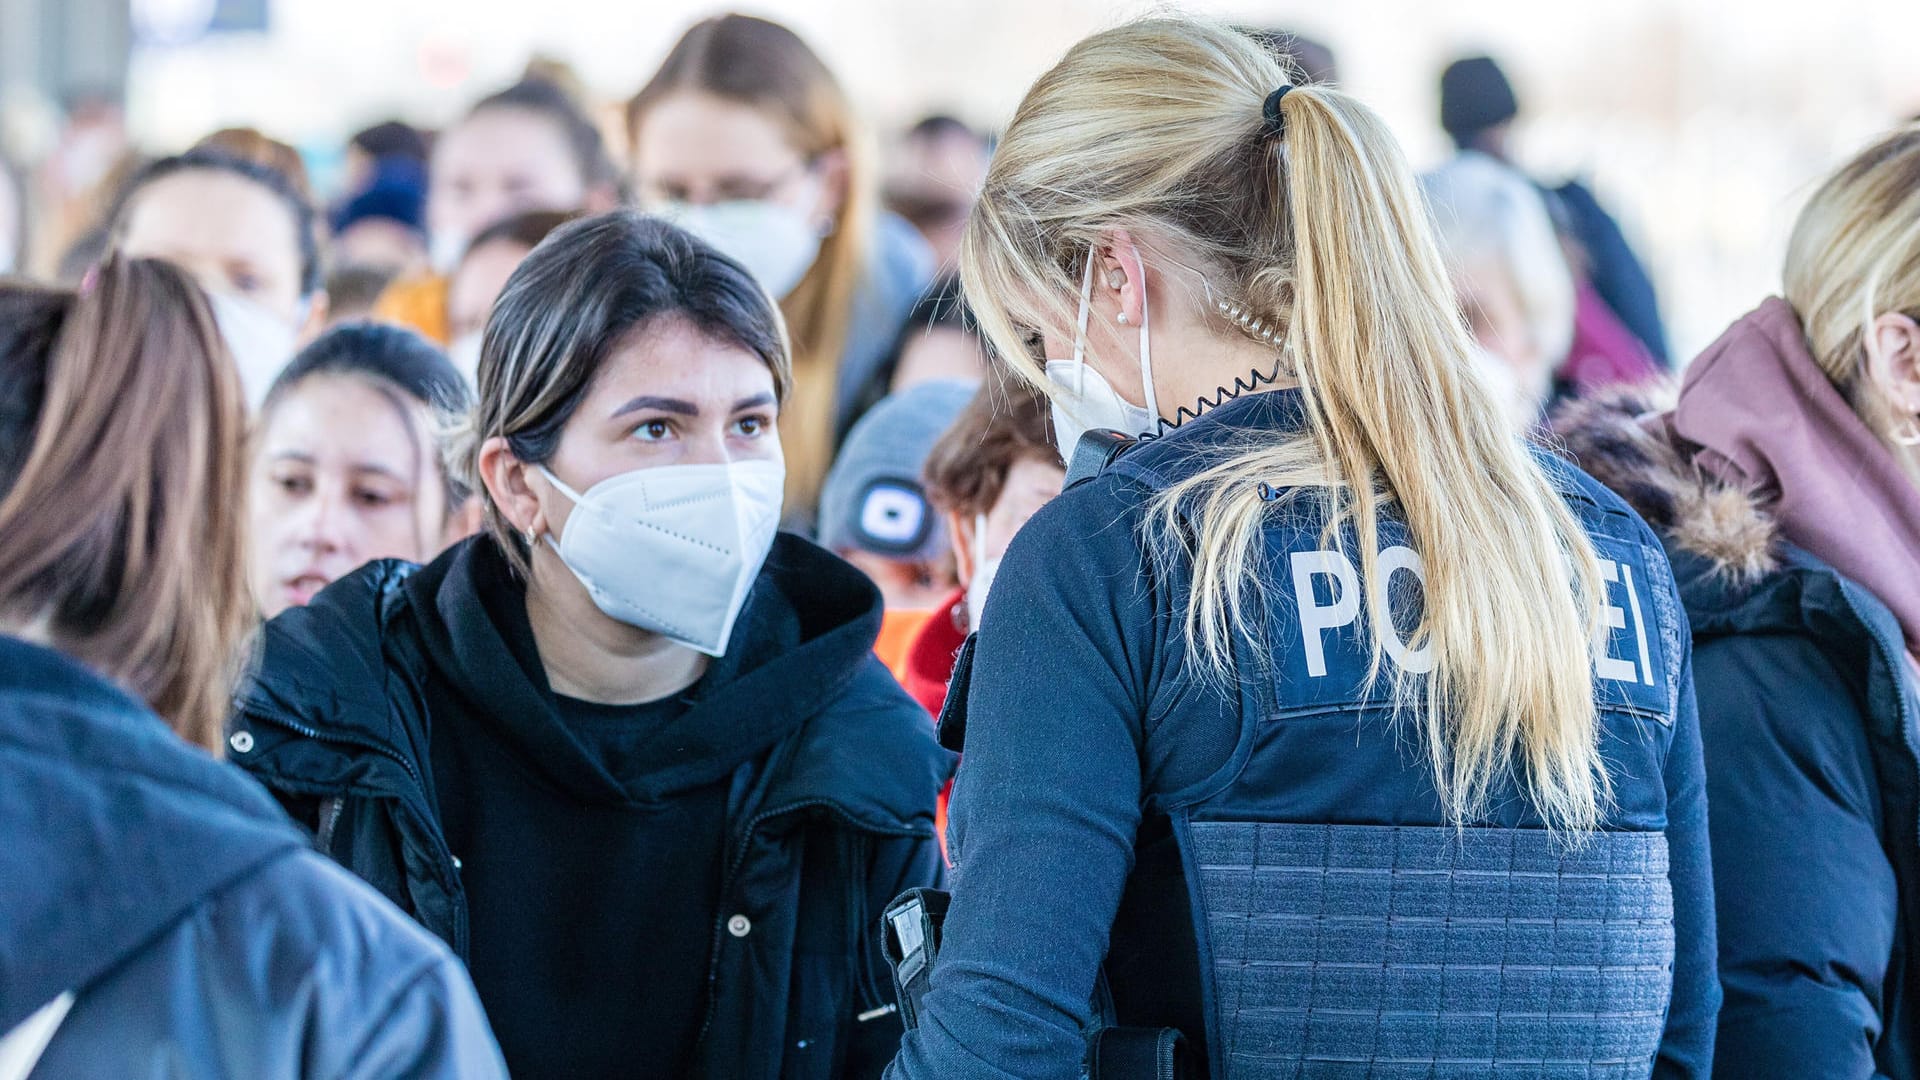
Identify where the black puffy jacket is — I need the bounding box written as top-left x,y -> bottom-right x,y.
0,636 -> 504,1078
228,534 -> 953,1078
1559,390 -> 1920,1079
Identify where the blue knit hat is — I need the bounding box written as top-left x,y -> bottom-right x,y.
330,156 -> 426,235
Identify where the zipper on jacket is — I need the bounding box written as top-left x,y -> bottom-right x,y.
1836,589 -> 1920,876
243,704 -> 470,957
243,704 -> 424,787
844,832 -> 889,1017
315,795 -> 345,852
693,798 -> 929,1050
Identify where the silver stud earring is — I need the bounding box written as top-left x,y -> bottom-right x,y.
1117,312 -> 1129,325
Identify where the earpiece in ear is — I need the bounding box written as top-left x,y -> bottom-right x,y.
1106,268 -> 1126,290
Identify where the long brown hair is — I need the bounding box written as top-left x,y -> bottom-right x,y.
0,257 -> 252,751
627,13 -> 873,513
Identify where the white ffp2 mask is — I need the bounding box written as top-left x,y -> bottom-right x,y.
208,289 -> 301,411
656,200 -> 821,299
1044,246 -> 1160,458
541,459 -> 785,657
965,513 -> 1001,633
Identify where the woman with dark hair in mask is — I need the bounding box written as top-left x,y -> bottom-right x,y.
230,211 -> 949,1079
628,13 -> 936,523
0,257 -> 503,1077
250,322 -> 474,617
111,146 -> 327,407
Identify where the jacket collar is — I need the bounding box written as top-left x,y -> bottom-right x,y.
0,638 -> 303,1031
240,535 -> 944,831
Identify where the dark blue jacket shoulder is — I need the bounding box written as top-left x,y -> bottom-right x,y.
1557,387 -> 1920,1079
0,636 -> 503,1077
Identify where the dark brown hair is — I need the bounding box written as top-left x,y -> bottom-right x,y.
452,211 -> 791,577
922,372 -> 1056,520
0,258 -> 252,751
194,126 -> 314,199
466,208 -> 581,260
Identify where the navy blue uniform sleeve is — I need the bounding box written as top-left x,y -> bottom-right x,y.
886,487 -> 1157,1080
1657,647 -> 1720,1078
1694,632 -> 1893,1079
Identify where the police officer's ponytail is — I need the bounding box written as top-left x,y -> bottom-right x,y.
959,17 -> 1611,832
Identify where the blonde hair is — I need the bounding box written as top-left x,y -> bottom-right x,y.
1785,125 -> 1920,433
960,19 -> 1609,831
628,14 -> 875,515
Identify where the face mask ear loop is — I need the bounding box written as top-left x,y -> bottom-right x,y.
535,465 -> 587,549
1070,247 -> 1096,394
1129,242 -> 1159,423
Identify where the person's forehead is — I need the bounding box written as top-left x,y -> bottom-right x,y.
435,109 -> 576,176
261,376 -> 422,472
121,172 -> 299,269
991,457 -> 1064,511
633,94 -> 800,180
448,241 -> 527,319
587,319 -> 773,402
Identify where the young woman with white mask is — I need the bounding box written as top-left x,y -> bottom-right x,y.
628,14 -> 935,524
112,147 -> 328,408
884,18 -> 1714,1079
372,79 -> 620,346
229,212 -> 948,1080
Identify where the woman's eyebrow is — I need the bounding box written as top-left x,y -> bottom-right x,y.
612,395 -> 699,418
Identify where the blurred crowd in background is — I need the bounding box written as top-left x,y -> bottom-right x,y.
5,4 -> 1920,1077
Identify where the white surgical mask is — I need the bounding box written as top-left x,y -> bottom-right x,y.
1044,246 -> 1160,459
965,513 -> 1001,633
449,331 -> 482,388
429,229 -> 470,274
208,289 -> 301,411
540,459 -> 785,657
657,200 -> 821,298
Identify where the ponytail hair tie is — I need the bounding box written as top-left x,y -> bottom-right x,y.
1261,86 -> 1293,140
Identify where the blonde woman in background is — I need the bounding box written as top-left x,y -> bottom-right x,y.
884,18 -> 1715,1079
627,13 -> 935,525
1559,126 -> 1920,1080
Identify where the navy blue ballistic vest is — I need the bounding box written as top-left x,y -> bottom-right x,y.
1102,407 -> 1686,1079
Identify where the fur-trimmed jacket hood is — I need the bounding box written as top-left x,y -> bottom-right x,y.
1553,384 -> 1920,1080
1551,385 -> 1780,587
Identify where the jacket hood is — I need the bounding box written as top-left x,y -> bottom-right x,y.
1550,383 -> 1781,587
241,534 -> 944,822
0,637 -> 304,1031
